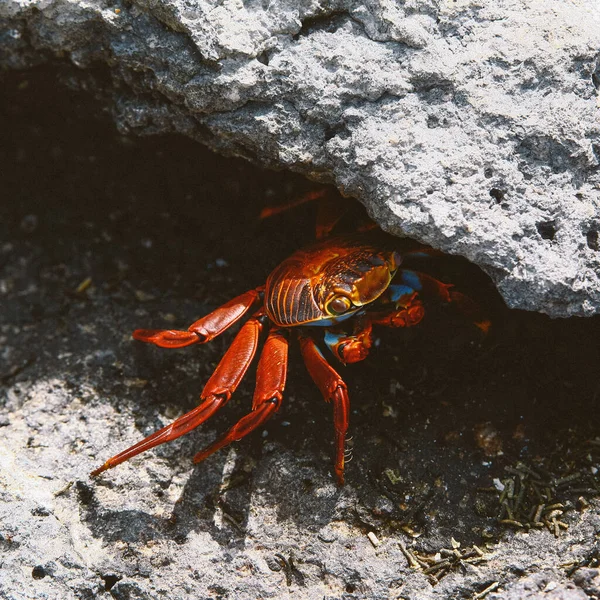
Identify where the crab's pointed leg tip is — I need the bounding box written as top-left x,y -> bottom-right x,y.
90,463 -> 108,478
192,452 -> 207,465
476,320 -> 492,335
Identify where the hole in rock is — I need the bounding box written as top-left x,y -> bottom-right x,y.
536,221 -> 556,241
102,574 -> 120,591
489,188 -> 505,203
32,566 -> 46,579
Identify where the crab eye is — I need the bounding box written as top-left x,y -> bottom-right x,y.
328,295 -> 353,315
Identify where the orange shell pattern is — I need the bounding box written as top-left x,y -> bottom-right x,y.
264,234 -> 399,327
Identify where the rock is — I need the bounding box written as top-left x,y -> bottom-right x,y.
572,568 -> 600,597
491,572 -> 590,600
1,0 -> 599,316
2,69 -> 600,599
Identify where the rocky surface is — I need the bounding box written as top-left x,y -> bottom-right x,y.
1,0 -> 599,316
2,68 -> 600,600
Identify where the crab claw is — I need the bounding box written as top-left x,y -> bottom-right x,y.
324,326 -> 374,365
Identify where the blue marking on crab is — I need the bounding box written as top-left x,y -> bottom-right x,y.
324,330 -> 346,355
310,311 -> 358,327
388,284 -> 416,303
399,270 -> 422,292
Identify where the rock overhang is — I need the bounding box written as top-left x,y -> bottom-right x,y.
2,0 -> 599,316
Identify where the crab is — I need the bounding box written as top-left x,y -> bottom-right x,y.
91,197 -> 488,484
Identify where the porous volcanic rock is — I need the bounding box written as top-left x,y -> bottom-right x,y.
1,0 -> 599,316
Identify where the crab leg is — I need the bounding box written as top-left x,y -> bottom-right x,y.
394,270 -> 490,333
259,188 -> 374,239
259,189 -> 328,220
367,284 -> 425,329
193,328 -> 289,465
90,315 -> 264,476
299,334 -> 350,485
132,288 -> 263,348
446,290 -> 491,333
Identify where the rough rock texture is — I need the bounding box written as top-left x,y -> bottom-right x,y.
1,0 -> 600,316
2,68 -> 600,600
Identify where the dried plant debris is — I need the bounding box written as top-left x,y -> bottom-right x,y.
266,553 -> 306,587
477,449 -> 600,537
399,538 -> 490,585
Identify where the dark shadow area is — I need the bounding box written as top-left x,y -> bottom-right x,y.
1,65 -> 599,559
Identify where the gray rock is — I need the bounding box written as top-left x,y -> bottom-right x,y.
2,72 -> 600,599
1,0 -> 599,316
572,568 -> 600,598
489,572 -> 590,600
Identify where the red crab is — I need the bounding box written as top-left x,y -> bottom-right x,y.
91,196 -> 488,484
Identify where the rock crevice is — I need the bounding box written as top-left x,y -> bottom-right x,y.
2,0 -> 599,316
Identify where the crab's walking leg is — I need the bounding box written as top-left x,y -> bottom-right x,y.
90,315 -> 264,477
395,270 -> 491,333
299,334 -> 350,485
193,329 -> 289,465
259,188 -> 371,239
132,288 -> 263,348
259,189 -> 328,220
